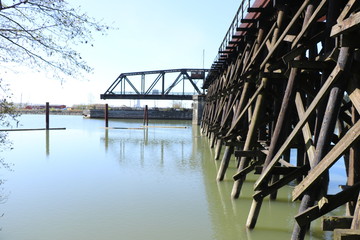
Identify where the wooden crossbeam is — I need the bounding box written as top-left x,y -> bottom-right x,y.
233,159 -> 263,181
334,229 -> 360,240
260,0 -> 311,70
254,64 -> 344,190
348,79 -> 360,114
253,165 -> 310,201
294,182 -> 360,226
322,216 -> 353,231
331,11 -> 360,37
254,166 -> 300,175
337,0 -> 358,23
289,60 -> 332,70
283,30 -> 324,63
244,22 -> 277,73
292,119 -> 360,201
295,92 -> 316,167
291,0 -> 328,49
225,82 -> 265,137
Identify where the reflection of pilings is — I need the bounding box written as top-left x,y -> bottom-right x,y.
46,130 -> 49,156
105,129 -> 109,151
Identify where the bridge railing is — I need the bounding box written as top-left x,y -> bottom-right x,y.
215,0 -> 258,65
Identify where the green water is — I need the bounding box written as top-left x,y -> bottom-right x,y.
0,115 -> 343,240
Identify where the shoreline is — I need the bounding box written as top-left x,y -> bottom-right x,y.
16,110 -> 84,115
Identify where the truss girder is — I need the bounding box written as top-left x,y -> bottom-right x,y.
101,68 -> 209,100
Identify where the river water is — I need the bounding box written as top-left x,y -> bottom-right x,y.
0,115 -> 346,240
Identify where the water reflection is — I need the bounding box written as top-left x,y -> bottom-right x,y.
1,116 -> 336,240
101,126 -> 198,171
46,130 -> 50,156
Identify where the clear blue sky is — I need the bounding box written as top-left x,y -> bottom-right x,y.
5,0 -> 240,107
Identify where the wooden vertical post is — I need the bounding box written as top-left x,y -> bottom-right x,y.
217,145 -> 234,181
214,138 -> 223,160
45,102 -> 50,130
291,46 -> 351,240
232,9 -> 285,200
105,103 -> 109,128
348,106 -> 360,214
143,105 -> 148,126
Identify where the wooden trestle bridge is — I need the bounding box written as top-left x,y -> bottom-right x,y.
201,0 -> 360,239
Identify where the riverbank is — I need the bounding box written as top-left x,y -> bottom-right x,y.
83,108 -> 192,120
16,109 -> 84,115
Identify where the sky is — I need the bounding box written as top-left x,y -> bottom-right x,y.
4,0 -> 240,107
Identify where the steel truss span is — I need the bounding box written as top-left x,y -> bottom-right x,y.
101,68 -> 209,100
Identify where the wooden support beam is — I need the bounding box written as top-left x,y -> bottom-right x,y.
322,216 -> 353,231
255,64 -> 344,190
334,229 -> 360,240
283,30 -> 324,63
260,0 -> 312,70
348,79 -> 360,114
292,119 -> 360,201
217,145 -> 234,181
291,0 -> 328,49
252,165 -> 310,201
244,22 -> 277,73
337,0 -> 358,23
232,158 -> 264,181
294,182 -> 360,226
289,60 -> 332,70
234,150 -> 264,158
247,7 -> 265,13
225,82 -> 264,138
331,11 -> 360,37
254,165 -> 304,175
295,92 -> 316,167
241,18 -> 258,24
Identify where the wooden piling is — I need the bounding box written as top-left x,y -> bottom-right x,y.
200,0 -> 360,238
143,105 -> 149,126
105,103 -> 109,128
45,102 -> 50,130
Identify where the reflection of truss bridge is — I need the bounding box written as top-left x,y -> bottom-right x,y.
101,69 -> 209,100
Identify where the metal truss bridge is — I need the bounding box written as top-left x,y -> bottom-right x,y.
100,68 -> 209,100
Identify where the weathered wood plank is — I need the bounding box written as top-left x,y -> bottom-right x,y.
289,60 -> 332,70
334,229 -> 360,240
331,11 -> 360,37
337,0 -> 358,23
292,119 -> 360,201
225,82 -> 264,138
291,0 -> 328,49
295,92 -> 316,167
295,182 -> 360,226
283,30 -> 324,63
260,0 -> 311,70
234,150 -> 264,158
322,216 -> 353,231
348,80 -> 360,114
254,166 -> 300,175
253,165 -> 310,201
254,64 -> 344,190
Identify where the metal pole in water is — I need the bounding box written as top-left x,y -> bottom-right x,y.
45,102 -> 50,130
105,104 -> 109,128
